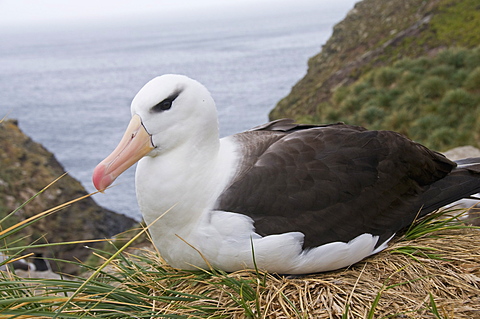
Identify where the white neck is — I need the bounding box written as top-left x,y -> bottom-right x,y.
135,135 -> 239,265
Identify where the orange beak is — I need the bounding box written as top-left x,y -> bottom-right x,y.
92,114 -> 154,191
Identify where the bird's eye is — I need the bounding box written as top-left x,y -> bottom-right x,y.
150,89 -> 182,113
152,98 -> 174,112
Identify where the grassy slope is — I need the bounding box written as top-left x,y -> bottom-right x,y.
315,47 -> 480,151
270,0 -> 480,151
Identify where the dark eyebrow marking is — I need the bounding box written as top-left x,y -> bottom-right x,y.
166,88 -> 182,101
150,87 -> 184,113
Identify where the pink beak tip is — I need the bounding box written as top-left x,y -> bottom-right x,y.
92,163 -> 113,191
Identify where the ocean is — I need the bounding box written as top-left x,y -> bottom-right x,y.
0,2 -> 356,220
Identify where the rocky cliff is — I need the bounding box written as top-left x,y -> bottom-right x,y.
0,119 -> 136,274
270,0 -> 480,123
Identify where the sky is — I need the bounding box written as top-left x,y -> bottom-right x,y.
0,0 -> 356,28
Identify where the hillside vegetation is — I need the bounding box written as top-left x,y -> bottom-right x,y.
309,47 -> 480,151
270,0 -> 480,151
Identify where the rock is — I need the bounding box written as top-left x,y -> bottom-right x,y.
443,146 -> 480,226
14,269 -> 63,280
0,119 -> 136,274
443,146 -> 480,161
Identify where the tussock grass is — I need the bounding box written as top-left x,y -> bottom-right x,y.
0,181 -> 479,318
315,47 -> 480,151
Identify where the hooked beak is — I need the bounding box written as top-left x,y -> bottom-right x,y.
92,114 -> 154,191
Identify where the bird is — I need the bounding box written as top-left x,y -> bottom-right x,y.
0,253 -> 51,272
92,74 -> 480,274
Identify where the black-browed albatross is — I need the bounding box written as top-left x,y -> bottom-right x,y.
93,74 -> 480,274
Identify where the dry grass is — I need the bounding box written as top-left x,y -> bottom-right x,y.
106,225 -> 480,319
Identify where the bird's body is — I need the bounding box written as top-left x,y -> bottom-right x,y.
136,125 -> 389,274
93,74 -> 480,274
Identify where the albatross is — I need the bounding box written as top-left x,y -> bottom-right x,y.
93,74 -> 480,274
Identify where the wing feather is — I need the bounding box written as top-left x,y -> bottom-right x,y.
215,121 -> 456,248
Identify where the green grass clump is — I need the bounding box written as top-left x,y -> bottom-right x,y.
418,76 -> 448,99
373,67 -> 400,88
464,67 -> 480,92
313,47 -> 480,151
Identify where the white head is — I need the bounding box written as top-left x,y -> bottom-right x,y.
92,74 -> 219,190
132,74 -> 219,154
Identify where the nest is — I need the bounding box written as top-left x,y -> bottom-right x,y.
119,227 -> 480,318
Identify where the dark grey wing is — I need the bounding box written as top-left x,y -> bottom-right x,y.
215,122 -> 457,249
